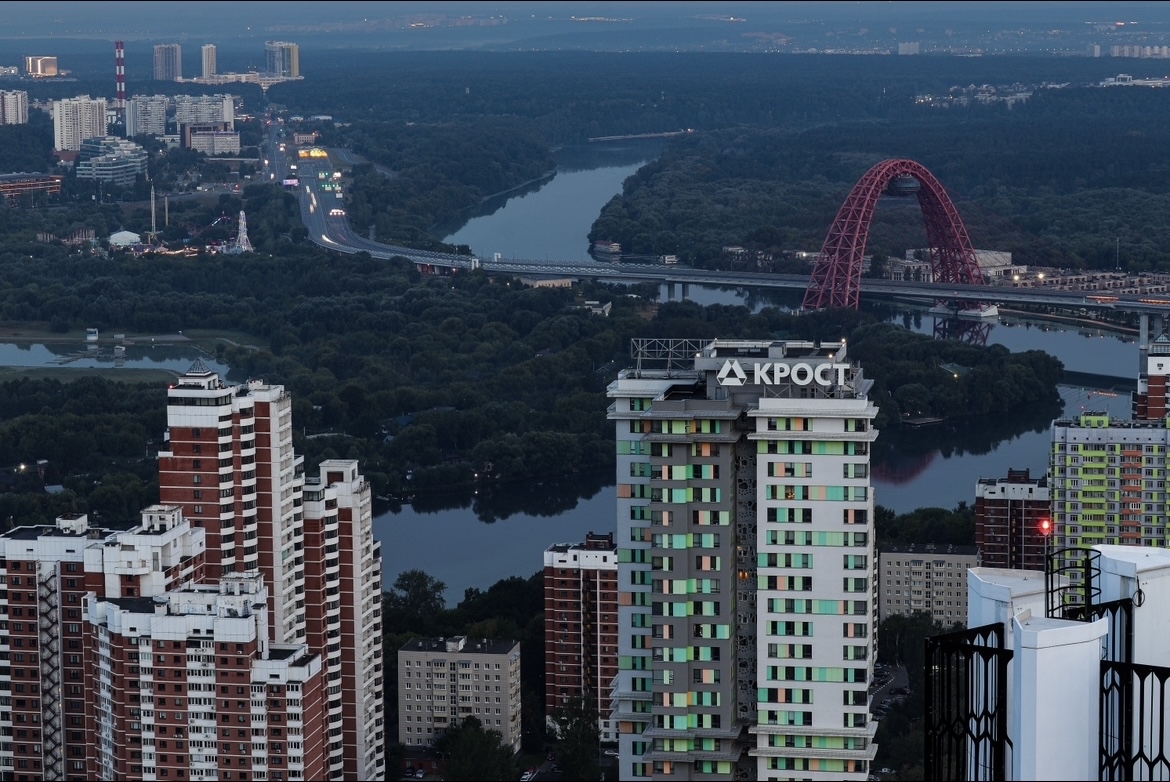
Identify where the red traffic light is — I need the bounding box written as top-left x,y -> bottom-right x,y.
1039,518 -> 1052,535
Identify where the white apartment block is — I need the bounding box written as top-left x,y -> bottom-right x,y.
608,338 -> 879,781
53,96 -> 107,152
125,95 -> 169,137
0,90 -> 28,124
190,131 -> 241,156
397,637 -> 522,754
201,45 -> 217,79
174,95 -> 234,129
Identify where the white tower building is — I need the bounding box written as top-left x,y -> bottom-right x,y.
53,95 -> 107,151
609,338 -> 879,780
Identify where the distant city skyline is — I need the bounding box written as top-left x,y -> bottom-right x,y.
1,2 -> 1169,45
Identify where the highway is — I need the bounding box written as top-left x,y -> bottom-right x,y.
262,123 -> 1170,317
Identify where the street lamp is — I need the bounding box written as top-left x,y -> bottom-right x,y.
1039,517 -> 1053,569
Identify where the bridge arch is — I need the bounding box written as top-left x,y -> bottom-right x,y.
802,158 -> 984,310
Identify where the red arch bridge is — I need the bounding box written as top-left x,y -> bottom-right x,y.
802,158 -> 985,311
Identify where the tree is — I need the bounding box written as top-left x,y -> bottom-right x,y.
435,716 -> 517,781
550,694 -> 601,781
384,570 -> 446,634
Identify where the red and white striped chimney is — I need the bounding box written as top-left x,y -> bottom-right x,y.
115,40 -> 126,121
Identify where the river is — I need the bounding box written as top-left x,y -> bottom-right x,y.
374,146 -> 1140,602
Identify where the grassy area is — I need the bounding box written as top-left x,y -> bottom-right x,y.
0,366 -> 181,383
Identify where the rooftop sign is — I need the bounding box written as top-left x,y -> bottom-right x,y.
716,359 -> 849,387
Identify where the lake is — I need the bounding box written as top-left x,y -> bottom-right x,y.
0,341 -> 232,375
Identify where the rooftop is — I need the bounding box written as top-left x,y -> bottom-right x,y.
881,543 -> 980,556
402,636 -> 519,656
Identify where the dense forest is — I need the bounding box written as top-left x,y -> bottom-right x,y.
0,186 -> 1062,527
589,88 -> 1170,270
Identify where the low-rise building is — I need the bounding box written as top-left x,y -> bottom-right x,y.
879,543 -> 979,625
397,636 -> 521,754
76,136 -> 148,186
190,129 -> 241,155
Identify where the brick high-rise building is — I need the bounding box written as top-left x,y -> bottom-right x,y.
87,572 -> 329,782
303,461 -> 385,780
0,505 -> 208,781
975,468 -> 1052,570
1134,333 -> 1170,419
543,533 -> 618,741
158,363 -> 384,780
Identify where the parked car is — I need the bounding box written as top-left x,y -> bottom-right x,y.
604,749 -> 619,757
520,772 -> 534,782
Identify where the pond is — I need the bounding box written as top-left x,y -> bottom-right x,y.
0,341 -> 232,375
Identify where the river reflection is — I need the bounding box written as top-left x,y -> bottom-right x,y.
374,472 -> 614,602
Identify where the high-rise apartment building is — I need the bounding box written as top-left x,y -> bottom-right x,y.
878,544 -> 978,625
24,56 -> 57,77
609,338 -> 878,781
174,94 -> 234,128
153,44 -> 182,81
303,460 -> 385,780
543,533 -> 619,741
1051,412 -> 1170,561
1134,332 -> 1170,419
125,94 -> 169,137
201,44 -> 217,79
266,42 -> 300,78
397,637 -> 522,753
0,505 -> 208,781
87,572 -> 329,781
975,468 -> 1051,570
0,90 -> 28,124
157,363 -> 384,780
52,96 -> 107,152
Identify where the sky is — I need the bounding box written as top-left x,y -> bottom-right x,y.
3,2 -> 1170,42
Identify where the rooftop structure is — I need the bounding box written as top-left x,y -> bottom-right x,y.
926,545 -> 1170,780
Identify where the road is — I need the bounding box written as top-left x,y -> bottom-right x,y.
262,123 -> 1170,316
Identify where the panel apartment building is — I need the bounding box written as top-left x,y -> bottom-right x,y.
877,544 -> 978,625
397,637 -> 522,753
156,363 -> 385,780
543,533 -> 619,741
608,338 -> 879,781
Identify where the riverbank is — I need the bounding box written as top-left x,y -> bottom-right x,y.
998,306 -> 1138,336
